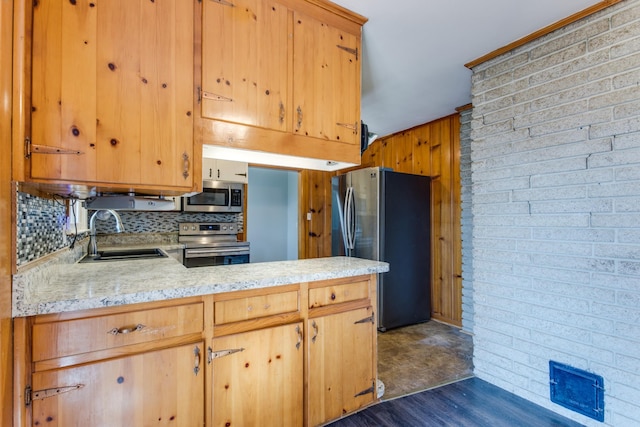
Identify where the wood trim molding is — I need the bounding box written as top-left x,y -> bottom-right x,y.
456,104 -> 472,112
465,0 -> 624,69
1,0 -> 15,424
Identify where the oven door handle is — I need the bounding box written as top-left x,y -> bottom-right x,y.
185,247 -> 250,257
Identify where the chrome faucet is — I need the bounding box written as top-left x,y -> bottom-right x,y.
88,209 -> 125,257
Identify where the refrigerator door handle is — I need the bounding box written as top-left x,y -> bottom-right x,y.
346,186 -> 356,252
335,191 -> 349,255
344,187 -> 351,255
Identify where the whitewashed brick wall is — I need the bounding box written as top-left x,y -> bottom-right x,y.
460,108 -> 475,333
469,0 -> 640,425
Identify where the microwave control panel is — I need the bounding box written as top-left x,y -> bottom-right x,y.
230,189 -> 242,207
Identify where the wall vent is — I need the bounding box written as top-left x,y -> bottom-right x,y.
549,361 -> 604,422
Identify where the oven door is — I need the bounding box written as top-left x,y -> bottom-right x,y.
183,246 -> 250,268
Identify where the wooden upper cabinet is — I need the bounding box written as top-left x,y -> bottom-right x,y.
29,0 -> 194,190
201,0 -> 289,131
292,10 -> 360,145
198,0 -> 366,165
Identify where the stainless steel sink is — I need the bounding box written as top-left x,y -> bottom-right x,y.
79,248 -> 167,263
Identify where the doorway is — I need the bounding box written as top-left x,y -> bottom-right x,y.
247,167 -> 298,262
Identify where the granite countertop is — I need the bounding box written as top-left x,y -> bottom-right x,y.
12,254 -> 389,317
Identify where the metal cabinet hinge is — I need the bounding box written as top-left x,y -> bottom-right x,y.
25,137 -> 83,158
210,347 -> 245,360
354,313 -> 375,324
210,0 -> 235,6
336,121 -> 359,134
354,381 -> 375,398
26,384 -> 84,405
202,90 -> 233,102
337,45 -> 358,60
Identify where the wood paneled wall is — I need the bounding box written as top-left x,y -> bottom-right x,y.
299,169 -> 333,259
1,0 -> 15,424
299,113 -> 462,326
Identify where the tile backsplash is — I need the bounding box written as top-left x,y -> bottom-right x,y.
16,190 -> 243,266
16,191 -> 71,266
91,211 -> 243,234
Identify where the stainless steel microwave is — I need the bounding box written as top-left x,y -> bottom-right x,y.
182,181 -> 244,213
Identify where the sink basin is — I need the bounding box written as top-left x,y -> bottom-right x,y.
79,248 -> 167,263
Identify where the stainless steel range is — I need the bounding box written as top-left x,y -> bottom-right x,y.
179,222 -> 250,268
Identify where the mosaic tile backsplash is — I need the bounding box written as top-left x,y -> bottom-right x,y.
16,190 -> 243,266
91,211 -> 243,234
16,192 -> 71,266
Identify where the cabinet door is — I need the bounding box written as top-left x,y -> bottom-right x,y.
203,157 -> 217,180
212,322 -> 303,427
202,158 -> 248,183
30,0 -> 194,188
202,0 -> 289,132
293,11 -> 361,145
31,342 -> 205,426
307,306 -> 375,426
216,159 -> 248,183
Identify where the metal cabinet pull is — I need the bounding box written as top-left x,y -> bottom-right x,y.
182,152 -> 190,179
279,102 -> 285,124
108,323 -> 145,335
311,320 -> 318,343
295,325 -> 303,350
193,346 -> 201,376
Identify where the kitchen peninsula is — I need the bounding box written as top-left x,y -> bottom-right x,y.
13,254 -> 388,426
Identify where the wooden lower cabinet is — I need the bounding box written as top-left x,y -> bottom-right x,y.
16,275 -> 378,427
212,322 -> 304,427
31,342 -> 205,426
307,306 -> 376,426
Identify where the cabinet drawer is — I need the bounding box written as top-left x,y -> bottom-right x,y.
215,291 -> 299,325
32,302 -> 204,362
309,280 -> 369,308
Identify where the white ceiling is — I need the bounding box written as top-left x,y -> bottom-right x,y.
332,0 -> 604,137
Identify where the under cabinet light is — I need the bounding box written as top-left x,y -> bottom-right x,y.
202,145 -> 358,171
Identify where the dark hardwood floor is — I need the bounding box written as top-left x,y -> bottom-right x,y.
328,377 -> 584,427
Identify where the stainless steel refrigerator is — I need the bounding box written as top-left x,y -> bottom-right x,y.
331,167 -> 431,331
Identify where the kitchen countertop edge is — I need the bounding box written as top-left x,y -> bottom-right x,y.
13,256 -> 389,317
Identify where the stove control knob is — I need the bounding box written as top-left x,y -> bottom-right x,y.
192,225 -> 197,231
222,225 -> 228,230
